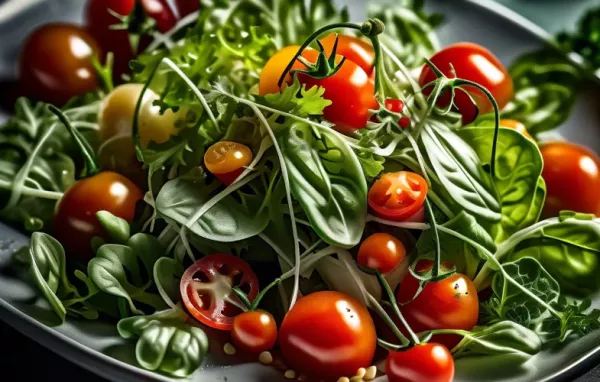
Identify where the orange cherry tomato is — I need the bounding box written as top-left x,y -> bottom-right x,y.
53,172 -> 143,261
386,343 -> 455,382
231,311 -> 277,354
180,254 -> 259,331
419,43 -> 513,125
368,172 -> 428,221
258,46 -> 318,96
279,291 -> 377,378
357,233 -> 406,273
396,260 -> 479,349
500,119 -> 533,140
540,142 -> 600,217
19,23 -> 99,105
204,141 -> 253,185
319,33 -> 375,75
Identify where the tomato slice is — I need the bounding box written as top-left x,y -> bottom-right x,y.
368,171 -> 428,221
204,141 -> 253,185
180,254 -> 259,330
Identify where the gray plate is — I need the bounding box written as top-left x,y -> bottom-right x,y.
0,0 -> 599,381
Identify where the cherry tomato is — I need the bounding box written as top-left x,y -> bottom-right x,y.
540,142 -> 600,217
174,0 -> 200,18
137,95 -> 184,147
298,58 -> 377,134
86,0 -> 177,79
231,311 -> 277,354
500,119 -> 533,140
258,45 -> 318,96
384,99 -> 411,128
279,291 -> 376,378
319,33 -> 375,76
357,233 -> 406,273
204,141 -> 253,185
19,23 -> 99,106
53,172 -> 143,260
386,343 -> 455,382
368,172 -> 428,221
98,135 -> 147,189
396,260 -> 479,349
419,43 -> 513,125
180,254 -> 259,331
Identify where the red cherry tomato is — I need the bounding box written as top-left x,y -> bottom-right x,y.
19,23 -> 99,105
297,58 -> 378,135
53,172 -> 143,261
279,291 -> 376,378
540,142 -> 600,217
204,141 -> 253,185
319,33 -> 375,76
231,311 -> 277,354
86,0 -> 177,79
386,343 -> 455,382
174,0 -> 200,18
396,260 -> 479,349
180,254 -> 259,331
384,99 -> 411,128
419,43 -> 513,125
357,233 -> 406,274
368,172 -> 428,221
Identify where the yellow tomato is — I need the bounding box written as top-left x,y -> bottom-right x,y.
204,141 -> 253,185
259,45 -> 318,96
500,119 -> 533,141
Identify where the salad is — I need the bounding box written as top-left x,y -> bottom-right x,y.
3,0 -> 600,381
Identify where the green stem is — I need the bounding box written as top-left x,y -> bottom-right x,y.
424,198 -> 442,278
277,22 -> 362,87
92,53 -> 115,93
377,272 -> 420,345
371,36 -> 386,103
0,179 -> 63,200
366,293 -> 409,347
377,338 -> 403,352
48,105 -> 99,176
232,287 -> 253,311
250,278 -> 281,311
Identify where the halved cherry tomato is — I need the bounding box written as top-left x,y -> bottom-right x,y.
231,311 -> 277,354
279,291 -> 377,378
180,254 -> 259,331
396,260 -> 479,349
319,33 -> 375,76
357,233 -> 406,274
540,141 -> 600,217
53,171 -> 143,260
419,43 -> 513,125
500,119 -> 533,140
368,172 -> 428,221
386,343 -> 455,382
204,141 -> 253,185
19,23 -> 99,105
258,45 -> 318,96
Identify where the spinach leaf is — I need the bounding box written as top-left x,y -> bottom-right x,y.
504,213 -> 600,295
421,122 -> 501,223
154,257 -> 185,308
277,122 -> 367,248
459,125 -> 545,242
97,211 -> 130,244
502,49 -> 581,135
155,167 -> 271,243
484,257 -> 560,328
453,321 -> 542,364
117,308 -> 209,377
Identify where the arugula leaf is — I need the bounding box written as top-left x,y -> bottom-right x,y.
277,122 -> 367,248
543,296 -> 600,342
117,308 -> 209,377
261,77 -> 332,118
459,124 -> 546,242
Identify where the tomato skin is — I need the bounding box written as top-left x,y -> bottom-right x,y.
396,260 -> 479,349
204,141 -> 253,185
180,254 -> 259,331
231,311 -> 277,354
279,291 -> 377,378
540,142 -> 600,217
174,0 -> 200,18
140,0 -> 178,33
357,233 -> 406,274
319,34 -> 375,76
53,172 -> 143,261
259,46 -> 318,96
19,23 -> 99,106
298,60 -> 377,134
500,119 -> 533,140
368,172 -> 428,221
386,343 -> 455,382
420,43 -> 513,125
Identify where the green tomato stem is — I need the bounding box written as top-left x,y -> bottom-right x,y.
48,105 -> 99,176
377,338 -> 404,352
424,198 -> 442,278
0,179 -> 63,200
250,278 -> 281,311
232,287 -> 253,311
366,292 -> 409,347
376,272 -> 420,345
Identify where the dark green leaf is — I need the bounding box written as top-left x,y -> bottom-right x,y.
97,211 -> 131,244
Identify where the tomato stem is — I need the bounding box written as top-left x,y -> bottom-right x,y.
376,271 -> 420,345
91,52 -> 115,94
250,278 -> 281,311
232,287 -> 253,311
425,198 -> 442,278
48,105 -> 99,176
377,338 -> 404,352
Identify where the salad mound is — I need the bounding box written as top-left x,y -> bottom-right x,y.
2,0 -> 600,381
